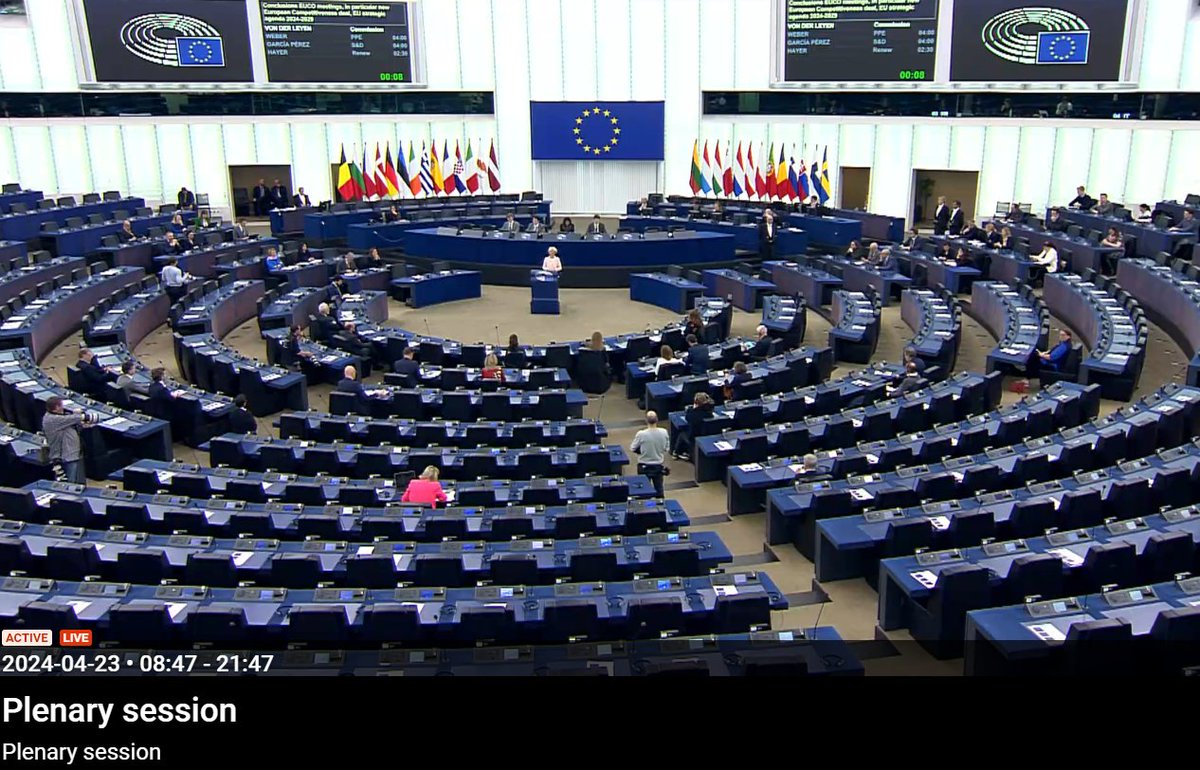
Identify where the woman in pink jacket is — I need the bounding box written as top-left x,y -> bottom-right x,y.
401,465 -> 448,507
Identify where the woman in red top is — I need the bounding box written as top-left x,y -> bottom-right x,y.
481,353 -> 506,383
401,465 -> 448,507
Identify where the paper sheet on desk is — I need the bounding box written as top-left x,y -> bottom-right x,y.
1025,622 -> 1067,642
1046,547 -> 1084,567
66,600 -> 92,616
714,585 -> 739,597
910,570 -> 938,589
849,488 -> 874,501
713,441 -> 734,452
231,551 -> 255,567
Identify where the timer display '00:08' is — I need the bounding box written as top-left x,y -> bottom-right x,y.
898,70 -> 930,80
379,73 -> 408,82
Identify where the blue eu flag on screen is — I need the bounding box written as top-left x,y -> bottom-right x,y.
530,102 -> 665,160
1036,31 -> 1090,65
176,37 -> 226,67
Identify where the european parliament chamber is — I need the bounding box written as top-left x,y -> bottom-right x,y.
0,1 -> 1198,698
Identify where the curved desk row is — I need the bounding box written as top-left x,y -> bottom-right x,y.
828,289 -> 881,363
0,424 -> 50,480
151,236 -> 279,279
895,247 -> 982,294
390,269 -> 482,308
625,337 -> 757,402
278,411 -> 606,448
172,279 -> 266,339
328,386 -> 587,422
0,196 -> 144,241
727,381 -> 1099,517
0,571 -> 782,645
258,286 -> 331,332
119,458 -> 657,508
764,260 -> 842,306
261,326 -> 362,385
620,215 -> 809,256
99,225 -> 231,271
82,279 -> 168,350
925,235 -> 1040,286
902,288 -> 961,370
628,272 -> 705,314
173,333 -> 308,417
1058,208 -> 1193,258
1043,273 -> 1147,400
0,256 -> 85,310
762,295 -> 806,349
47,210 -> 193,258
0,348 -> 171,479
971,281 -> 1049,374
1115,259 -> 1200,387
629,200 -> 862,247
702,268 -> 776,311
697,371 -> 1001,485
0,190 -> 43,215
984,219 -> 1123,275
0,266 -> 145,363
312,200 -> 550,241
814,255 -> 912,305
26,479 -> 681,541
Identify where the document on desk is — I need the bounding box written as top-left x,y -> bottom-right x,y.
231,551 -> 255,567
1023,622 -> 1068,642
910,570 -> 939,589
713,440 -> 734,452
738,463 -> 763,472
849,488 -> 874,502
1045,547 -> 1084,567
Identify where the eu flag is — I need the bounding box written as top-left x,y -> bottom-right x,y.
530,102 -> 665,160
176,37 -> 226,67
1036,31 -> 1090,65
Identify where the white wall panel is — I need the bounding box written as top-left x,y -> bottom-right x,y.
1179,12 -> 1200,90
47,125 -> 89,196
187,124 -> 228,211
526,0 -> 564,100
1088,129 -> 1133,205
559,0 -> 598,100
1124,129 -> 1171,206
947,126 -> 985,171
595,0 -> 633,101
155,124 -> 193,204
1051,128 -> 1095,208
534,161 -> 658,214
836,124 -> 875,169
0,127 -> 19,186
85,125 -> 127,195
662,0 -> 701,201
1165,131 -> 1200,203
0,20 -> 41,90
288,123 -> 329,203
977,126 -> 1020,218
491,0 -> 532,191
911,125 -> 951,171
253,123 -> 293,165
455,0 -> 495,90
27,0 -> 76,90
118,125 -> 159,202
869,125 -> 914,218
698,0 -> 736,92
1137,0 -> 1190,90
629,0 -> 666,101
422,0 -> 464,90
221,124 -> 257,167
731,0 -> 772,90
11,125 -> 56,194
1012,127 -> 1054,213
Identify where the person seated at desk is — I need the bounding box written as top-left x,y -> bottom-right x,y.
283,325 -> 316,369
335,364 -> 372,415
586,214 -> 606,235
1101,227 -> 1125,274
671,392 -> 714,461
329,277 -> 349,304
161,232 -> 185,256
482,353 -> 506,383
310,303 -> 338,342
366,247 -> 384,268
636,197 -> 652,215
1169,210 -> 1199,235
934,242 -> 954,262
982,222 -> 1001,247
887,362 -> 924,397
232,221 -> 248,239
177,186 -> 195,210
1023,329 -> 1073,380
340,251 -> 360,272
903,346 -> 926,375
296,242 -> 314,261
725,361 -> 752,401
1046,208 -> 1069,233
804,195 -> 826,216
526,216 -> 546,235
504,334 -> 526,368
334,321 -> 373,364
402,465 -> 448,508
948,201 -> 965,235
383,205 -> 403,223
114,360 -> 145,396
845,240 -> 865,260
1135,203 -> 1154,224
901,228 -> 919,249
960,220 -> 985,242
933,196 -> 950,236
864,242 -> 881,264
264,247 -> 283,273
1005,203 -> 1026,224
1031,241 -> 1060,277
182,230 -> 199,251
1092,193 -> 1116,217
685,334 -> 709,374
500,213 -> 520,233
169,212 -> 186,233
228,394 -> 257,434
710,201 -> 726,222
875,247 -> 897,272
685,308 -> 705,341
558,217 -> 575,234
1069,186 -> 1096,211
997,226 -> 1014,251
148,367 -> 179,407
749,325 -> 772,361
954,246 -> 979,271
160,258 -> 191,302
793,453 -> 831,483
391,346 -> 420,387
541,246 -> 562,273
116,219 -> 136,243
293,187 -> 313,208
653,345 -> 680,377
1101,227 -> 1124,249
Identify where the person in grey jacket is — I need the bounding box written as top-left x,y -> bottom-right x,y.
43,396 -> 90,483
631,411 -> 670,497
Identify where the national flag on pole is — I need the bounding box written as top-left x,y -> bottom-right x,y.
689,140 -> 703,194
383,143 -> 400,198
712,142 -> 724,198
721,142 -> 735,197
463,140 -> 480,194
359,145 -> 375,199
787,152 -> 800,202
418,142 -> 433,196
336,144 -> 356,201
428,140 -> 444,194
809,146 -> 825,204
373,144 -> 390,198
486,139 -> 502,192
749,144 -> 763,199
819,146 -> 832,203
408,142 -> 422,196
775,149 -> 791,201
348,147 -> 367,201
700,141 -> 714,195
795,154 -> 810,200
451,141 -> 467,194
732,142 -> 745,198
764,144 -> 777,200
441,142 -> 456,194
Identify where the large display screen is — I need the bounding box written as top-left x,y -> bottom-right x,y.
77,0 -> 255,83
259,0 -> 416,84
781,0 -> 940,82
948,0 -> 1131,82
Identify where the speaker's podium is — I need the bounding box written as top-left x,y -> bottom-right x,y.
531,269 -> 560,314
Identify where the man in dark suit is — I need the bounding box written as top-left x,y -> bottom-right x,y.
384,204 -> 403,223
227,394 -> 257,434
177,186 -> 195,210
116,219 -> 136,243
500,213 -> 520,233
933,196 -> 950,235
887,363 -> 925,397
391,347 -> 421,387
1006,203 -> 1026,224
333,322 -> 373,367
147,367 -> 177,407
1046,208 -> 1069,232
1068,186 -> 1096,211
758,209 -> 778,261
251,179 -> 269,216
526,216 -> 546,234
586,215 -> 607,235
270,179 -> 289,211
948,201 -> 965,235
292,187 -> 312,208
749,325 -> 773,361
793,453 -> 831,483
335,365 -> 371,415
310,303 -> 337,342
1169,209 -> 1199,235
76,349 -> 116,395
685,334 -> 709,374
960,220 -> 985,241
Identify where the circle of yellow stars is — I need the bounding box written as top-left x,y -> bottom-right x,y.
573,107 -> 620,156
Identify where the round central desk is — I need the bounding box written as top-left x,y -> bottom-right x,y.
398,227 -> 738,288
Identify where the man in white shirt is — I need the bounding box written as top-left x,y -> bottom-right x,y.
160,257 -> 191,302
541,246 -> 562,273
630,411 -> 670,497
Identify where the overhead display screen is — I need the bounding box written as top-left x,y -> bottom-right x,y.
948,0 -> 1131,82
780,0 -> 940,82
77,0 -> 255,83
259,0 -> 416,84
